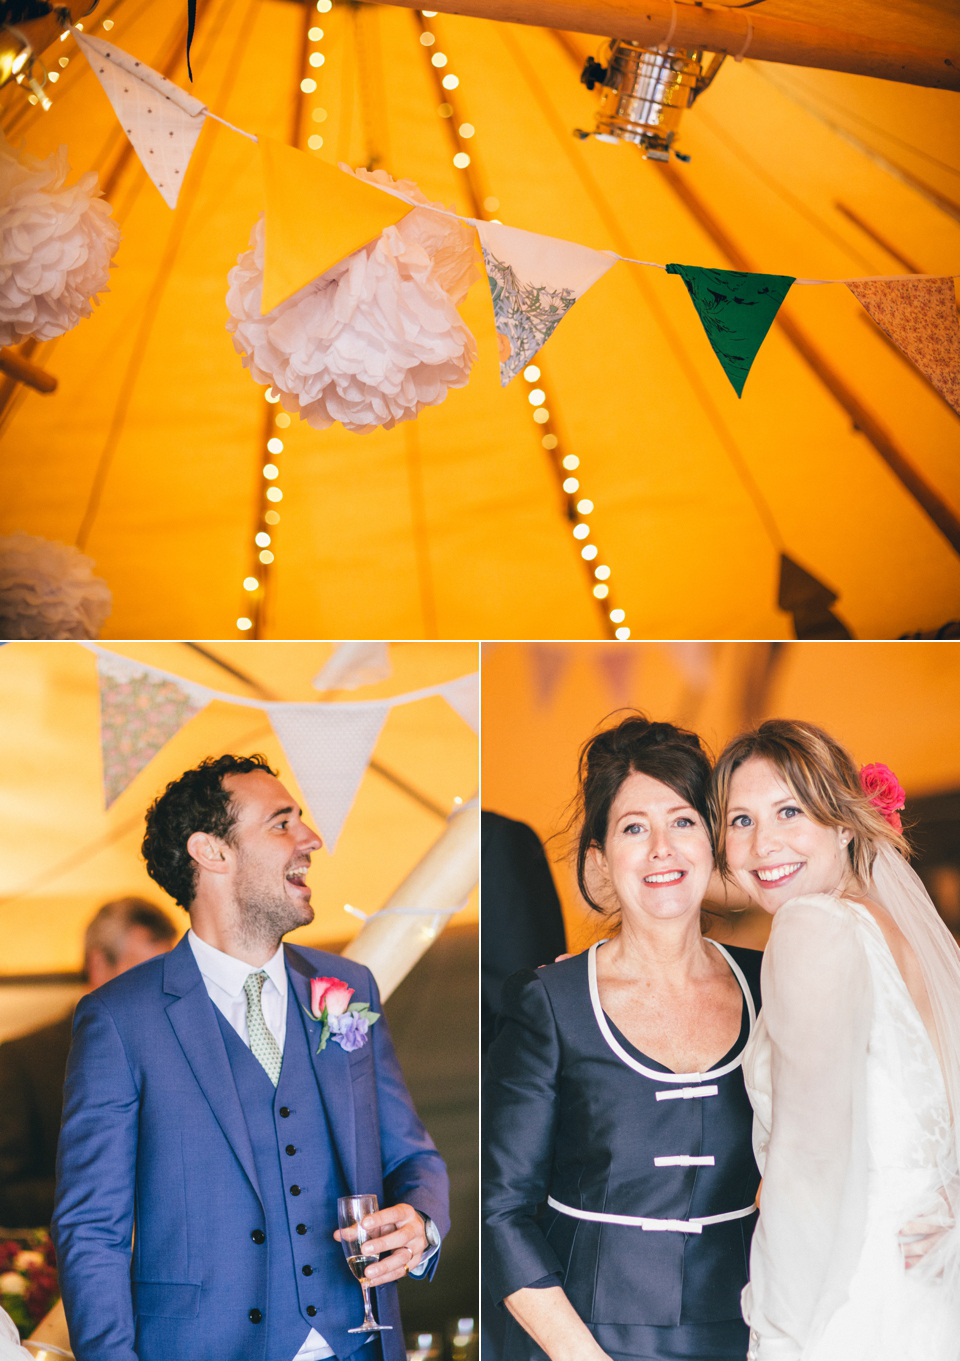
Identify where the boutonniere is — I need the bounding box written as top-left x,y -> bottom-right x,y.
304,976 -> 380,1054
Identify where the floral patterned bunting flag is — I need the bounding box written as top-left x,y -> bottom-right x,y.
98,655 -> 208,807
474,221 -> 618,385
74,30 -> 207,209
846,277 -> 960,415
268,703 -> 390,852
666,263 -> 794,397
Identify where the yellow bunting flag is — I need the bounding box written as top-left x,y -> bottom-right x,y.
259,140 -> 412,314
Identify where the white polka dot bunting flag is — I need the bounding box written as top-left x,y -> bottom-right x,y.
73,29 -> 207,210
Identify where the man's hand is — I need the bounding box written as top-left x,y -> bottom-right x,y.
334,1201 -> 428,1283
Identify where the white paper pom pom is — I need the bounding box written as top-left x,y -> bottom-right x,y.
226,167 -> 480,433
0,532 -> 112,639
0,133 -> 121,346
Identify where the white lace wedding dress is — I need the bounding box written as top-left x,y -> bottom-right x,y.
741,891 -> 958,1361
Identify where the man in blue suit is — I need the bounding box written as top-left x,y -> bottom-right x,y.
52,754 -> 449,1361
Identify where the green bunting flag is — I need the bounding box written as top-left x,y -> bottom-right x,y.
666,264 -> 795,397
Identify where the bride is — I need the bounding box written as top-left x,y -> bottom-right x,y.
710,718 -> 960,1361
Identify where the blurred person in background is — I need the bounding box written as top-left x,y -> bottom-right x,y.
0,898 -> 176,1227
480,811 -> 566,1057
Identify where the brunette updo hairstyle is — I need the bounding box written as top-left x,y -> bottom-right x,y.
573,713 -> 713,914
711,719 -> 907,891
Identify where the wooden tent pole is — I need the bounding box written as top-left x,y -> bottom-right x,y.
377,0 -> 960,91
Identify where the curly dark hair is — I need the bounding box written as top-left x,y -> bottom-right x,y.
141,754 -> 277,909
572,712 -> 713,914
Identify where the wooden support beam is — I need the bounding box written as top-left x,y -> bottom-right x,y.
375,0 -> 960,90
0,345 -> 57,393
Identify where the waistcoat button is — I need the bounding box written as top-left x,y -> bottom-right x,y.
279,1107 -> 291,1117
251,1230 -> 265,1244
302,1265 -> 313,1276
290,1185 -> 301,1195
296,1224 -> 308,1235
249,1309 -> 263,1324
286,1145 -> 297,1155
306,1306 -> 317,1317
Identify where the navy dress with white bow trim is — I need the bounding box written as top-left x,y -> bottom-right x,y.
482,940 -> 763,1361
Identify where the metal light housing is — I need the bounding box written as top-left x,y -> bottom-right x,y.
578,40 -> 725,161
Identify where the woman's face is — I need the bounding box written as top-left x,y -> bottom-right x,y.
590,769 -> 714,926
725,756 -> 852,914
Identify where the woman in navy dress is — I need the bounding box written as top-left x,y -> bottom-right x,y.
483,715 -> 762,1361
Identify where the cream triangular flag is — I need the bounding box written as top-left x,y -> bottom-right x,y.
268,703 -> 390,851
474,220 -> 618,385
260,142 -> 412,314
74,31 -> 206,209
313,641 -> 392,692
847,277 -> 960,414
97,653 -> 209,807
440,674 -> 479,733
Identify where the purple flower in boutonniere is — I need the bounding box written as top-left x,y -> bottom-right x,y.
328,1011 -> 371,1052
304,975 -> 380,1053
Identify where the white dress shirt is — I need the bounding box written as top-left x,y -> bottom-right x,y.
187,931 -> 437,1361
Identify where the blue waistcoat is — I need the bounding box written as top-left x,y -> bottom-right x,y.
215,980 -> 361,1361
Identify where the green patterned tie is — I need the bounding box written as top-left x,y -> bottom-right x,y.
243,970 -> 283,1087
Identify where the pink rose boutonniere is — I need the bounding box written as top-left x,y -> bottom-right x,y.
304,976 -> 380,1053
859,762 -> 906,834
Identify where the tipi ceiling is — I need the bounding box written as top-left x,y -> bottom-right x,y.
1,0 -> 958,638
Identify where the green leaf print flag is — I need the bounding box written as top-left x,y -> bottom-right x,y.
666,263 -> 794,397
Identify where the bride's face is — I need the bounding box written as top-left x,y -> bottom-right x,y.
725,756 -> 852,913
590,770 -> 714,926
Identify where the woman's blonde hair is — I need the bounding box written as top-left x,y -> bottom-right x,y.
710,718 -> 907,890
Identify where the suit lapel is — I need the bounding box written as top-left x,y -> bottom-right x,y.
162,937 -> 263,1202
285,946 -> 359,1192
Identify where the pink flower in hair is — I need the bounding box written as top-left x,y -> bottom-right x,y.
859,763 -> 906,834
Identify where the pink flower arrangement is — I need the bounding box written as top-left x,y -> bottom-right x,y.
860,763 -> 906,834
0,1232 -> 58,1338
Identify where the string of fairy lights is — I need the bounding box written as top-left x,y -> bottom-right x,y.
415,9 -> 630,640
236,0 -> 332,636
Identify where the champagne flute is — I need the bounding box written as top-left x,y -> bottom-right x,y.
338,1194 -> 393,1333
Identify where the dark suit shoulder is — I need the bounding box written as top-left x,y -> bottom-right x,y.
76,950 -> 171,1017
283,944 -> 376,996
498,950 -> 591,1025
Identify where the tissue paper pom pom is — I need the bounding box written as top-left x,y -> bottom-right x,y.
0,133 -> 121,346
0,532 -> 112,639
225,167 -> 480,433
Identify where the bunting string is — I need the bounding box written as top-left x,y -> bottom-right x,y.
68,22 -> 957,292
62,24 -> 960,407
80,642 -> 478,715
79,642 -> 478,849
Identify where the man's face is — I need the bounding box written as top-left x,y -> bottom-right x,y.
219,769 -> 323,944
